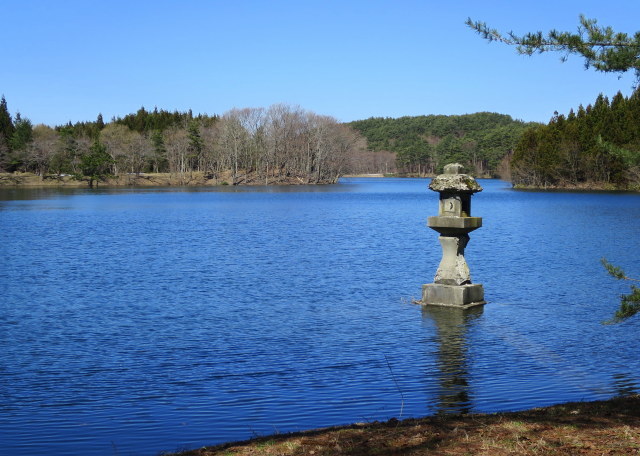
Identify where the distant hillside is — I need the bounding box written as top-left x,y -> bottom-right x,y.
348,112 -> 538,177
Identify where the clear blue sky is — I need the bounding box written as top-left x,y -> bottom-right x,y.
3,0 -> 639,126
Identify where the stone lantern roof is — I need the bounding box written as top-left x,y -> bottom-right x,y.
428,163 -> 483,194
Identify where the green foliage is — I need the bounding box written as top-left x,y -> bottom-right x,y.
56,119 -> 102,140
150,130 -> 167,173
96,113 -> 105,130
57,126 -> 80,174
187,120 -> 204,155
601,258 -> 628,280
48,127 -> 75,176
0,95 -> 14,142
51,107 -> 220,140
114,106 -> 218,133
616,286 -> 640,322
349,112 -> 535,176
512,90 -> 640,188
0,95 -> 15,171
466,15 -> 640,81
80,139 -> 113,187
0,113 -> 34,172
601,258 -> 640,324
10,113 -> 34,151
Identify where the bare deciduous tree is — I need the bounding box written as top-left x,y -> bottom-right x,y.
28,125 -> 58,178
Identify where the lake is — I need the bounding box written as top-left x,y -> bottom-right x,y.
1,178 -> 639,456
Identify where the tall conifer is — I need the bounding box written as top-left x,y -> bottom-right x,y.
0,95 -> 15,146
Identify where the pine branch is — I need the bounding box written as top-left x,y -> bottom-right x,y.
465,16 -> 640,78
601,258 -> 640,324
601,258 -> 640,282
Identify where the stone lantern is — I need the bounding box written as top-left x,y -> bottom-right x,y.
421,163 -> 485,308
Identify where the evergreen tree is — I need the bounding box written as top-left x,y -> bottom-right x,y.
0,95 -> 14,170
1,113 -> 34,172
96,113 -> 105,130
10,113 -> 34,151
0,95 -> 14,141
80,139 -> 113,187
187,120 -> 204,171
151,130 -> 168,173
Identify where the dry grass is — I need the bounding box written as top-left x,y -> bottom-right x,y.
0,171 -> 332,188
0,171 -> 227,187
166,395 -> 640,456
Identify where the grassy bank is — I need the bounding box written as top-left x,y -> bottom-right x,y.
166,395 -> 639,455
512,182 -> 640,192
0,172 -> 335,188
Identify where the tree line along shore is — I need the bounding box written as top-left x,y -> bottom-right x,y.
0,91 -> 638,190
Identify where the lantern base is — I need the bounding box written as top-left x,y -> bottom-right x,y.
421,283 -> 485,308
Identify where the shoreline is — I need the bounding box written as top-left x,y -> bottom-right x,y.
0,172 -> 338,188
0,172 -> 415,188
512,182 -> 640,192
166,395 -> 640,455
2,172 -> 639,193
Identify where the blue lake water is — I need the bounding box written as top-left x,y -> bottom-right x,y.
1,178 -> 639,455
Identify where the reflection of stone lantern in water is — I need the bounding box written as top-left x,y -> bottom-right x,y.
423,305 -> 483,414
421,163 -> 485,308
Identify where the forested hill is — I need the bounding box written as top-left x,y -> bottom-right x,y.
349,112 -> 538,177
511,90 -> 640,190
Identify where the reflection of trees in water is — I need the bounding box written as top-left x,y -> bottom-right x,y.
422,305 -> 483,414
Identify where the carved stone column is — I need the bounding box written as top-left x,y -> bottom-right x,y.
435,234 -> 471,286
